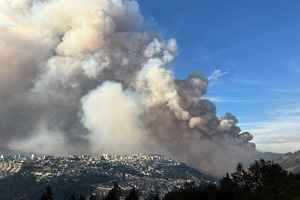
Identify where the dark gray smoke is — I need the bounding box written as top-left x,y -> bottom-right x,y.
0,0 -> 256,176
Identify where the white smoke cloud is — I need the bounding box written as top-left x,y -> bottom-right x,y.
208,69 -> 227,82
81,81 -> 146,153
8,123 -> 67,154
136,65 -> 190,121
0,0 -> 256,176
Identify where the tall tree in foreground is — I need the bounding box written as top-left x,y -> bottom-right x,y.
104,182 -> 121,200
125,188 -> 139,200
40,185 -> 54,200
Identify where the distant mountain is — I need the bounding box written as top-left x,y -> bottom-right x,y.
256,151 -> 284,161
276,151 -> 300,174
255,151 -> 300,174
0,154 -> 214,200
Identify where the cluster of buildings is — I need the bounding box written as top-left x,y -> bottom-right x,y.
0,153 -> 212,196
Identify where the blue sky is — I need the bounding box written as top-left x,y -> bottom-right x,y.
138,0 -> 300,153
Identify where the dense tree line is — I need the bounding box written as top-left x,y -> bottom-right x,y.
163,160 -> 300,200
39,160 -> 300,200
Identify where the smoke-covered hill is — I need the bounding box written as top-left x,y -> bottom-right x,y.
0,153 -> 214,200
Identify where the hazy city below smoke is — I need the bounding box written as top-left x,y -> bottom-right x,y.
0,0 -> 256,176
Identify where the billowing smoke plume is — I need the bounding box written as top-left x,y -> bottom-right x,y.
0,0 -> 256,176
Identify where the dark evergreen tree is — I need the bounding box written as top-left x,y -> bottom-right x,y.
89,193 -> 97,200
68,194 -> 76,200
125,188 -> 139,200
104,182 -> 121,200
146,193 -> 160,200
79,194 -> 86,200
40,192 -> 48,200
46,186 -> 54,200
40,186 -> 54,200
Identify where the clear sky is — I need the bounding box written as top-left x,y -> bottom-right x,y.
138,0 -> 300,153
